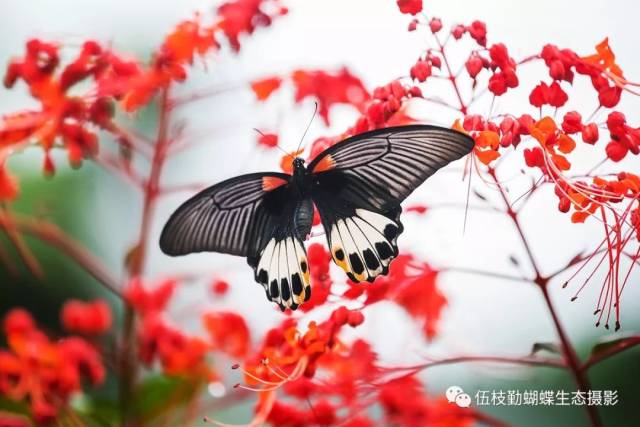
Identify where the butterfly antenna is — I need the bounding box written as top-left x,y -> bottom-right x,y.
295,101 -> 318,154
253,128 -> 290,156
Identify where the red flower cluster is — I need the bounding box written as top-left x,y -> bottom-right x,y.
379,377 -> 472,427
0,309 -> 105,423
60,299 -> 112,335
604,112 -> 640,161
2,40 -> 114,174
396,0 -> 423,16
126,278 -> 252,378
0,0 -> 287,199
217,0 -> 288,51
125,278 -> 210,376
203,311 -> 251,358
344,254 -> 446,340
252,68 -> 371,126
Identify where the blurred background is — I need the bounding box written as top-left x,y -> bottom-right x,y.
1,0 -> 639,425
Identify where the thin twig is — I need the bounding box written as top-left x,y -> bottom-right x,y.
0,210 -> 122,298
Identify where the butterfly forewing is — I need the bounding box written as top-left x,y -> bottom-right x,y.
310,125 -> 474,283
159,172 -> 293,256
308,125 -> 474,204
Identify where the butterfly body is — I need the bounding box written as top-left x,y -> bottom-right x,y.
160,125 -> 474,310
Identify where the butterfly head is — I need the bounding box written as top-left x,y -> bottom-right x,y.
292,157 -> 306,177
293,157 -> 305,168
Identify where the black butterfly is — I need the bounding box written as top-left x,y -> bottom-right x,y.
159,125 -> 474,310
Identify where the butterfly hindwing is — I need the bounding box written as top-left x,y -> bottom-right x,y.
248,198 -> 314,310
314,186 -> 402,283
310,125 -> 474,282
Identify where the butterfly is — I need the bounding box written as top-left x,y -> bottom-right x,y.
159,125 -> 474,311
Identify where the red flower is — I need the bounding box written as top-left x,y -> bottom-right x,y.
210,279 -> 230,295
257,131 -> 279,148
606,140 -> 627,162
124,277 -> 176,315
203,311 -> 251,358
529,81 -> 568,108
291,68 -> 370,125
0,157 -> 19,201
428,18 -> 443,33
467,20 -> 487,46
379,377 -> 472,427
396,0 -> 422,15
487,43 -> 518,96
540,44 -> 578,82
598,85 -> 622,108
61,299 -> 112,335
138,314 -> 210,376
1,40 -> 113,172
581,123 -> 599,144
391,257 -> 445,340
410,60 -> 432,82
451,25 -> 466,39
0,309 -> 105,423
251,76 -> 282,101
561,111 -> 582,134
465,54 -> 483,78
217,0 -> 287,51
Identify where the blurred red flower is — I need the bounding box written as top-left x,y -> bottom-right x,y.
0,309 -> 104,423
61,299 -> 112,335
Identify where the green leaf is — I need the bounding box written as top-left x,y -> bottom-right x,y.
589,335 -> 640,359
531,342 -> 561,355
131,374 -> 203,424
71,394 -> 119,427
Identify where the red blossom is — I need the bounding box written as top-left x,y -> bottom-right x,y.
581,122 -> 599,144
138,314 -> 210,376
396,0 -> 422,15
0,309 -> 105,423
210,279 -> 230,295
257,131 -> 279,148
428,18 -> 443,33
487,43 -> 519,96
203,311 -> 250,358
379,377 -> 472,427
1,40 -> 113,171
251,76 -> 282,100
0,158 -> 19,201
344,255 -> 446,340
410,59 -> 432,82
561,111 -> 582,134
540,44 -> 578,82
529,81 -> 568,108
124,277 -> 176,315
217,0 -> 287,51
465,54 -> 483,78
451,24 -> 466,39
291,68 -> 370,125
61,299 -> 112,335
467,20 -> 487,46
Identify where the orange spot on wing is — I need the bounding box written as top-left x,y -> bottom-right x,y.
262,176 -> 288,191
312,155 -> 336,173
